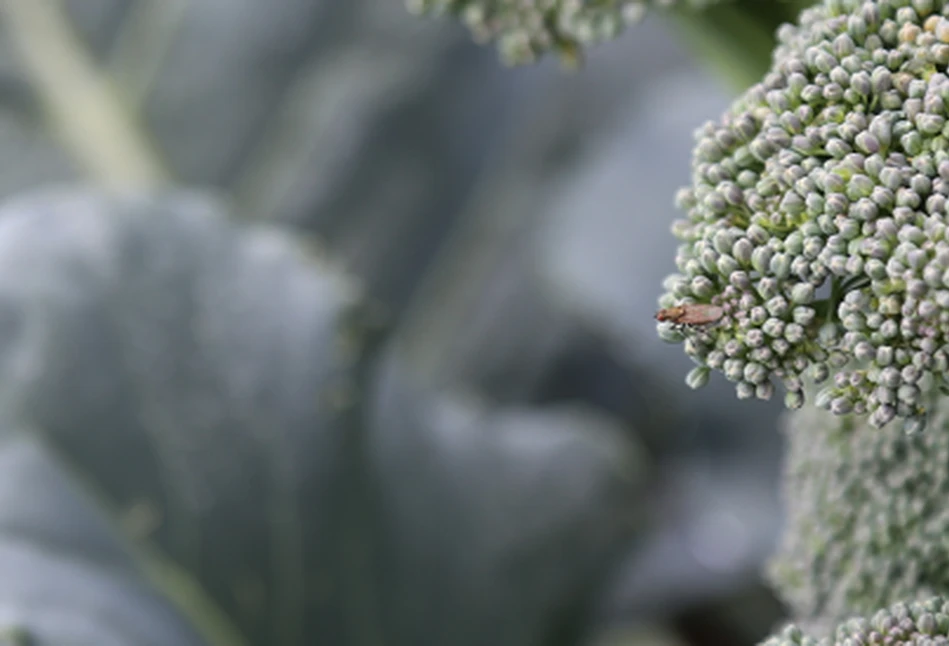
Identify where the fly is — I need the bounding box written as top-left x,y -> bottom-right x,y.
655,304 -> 724,327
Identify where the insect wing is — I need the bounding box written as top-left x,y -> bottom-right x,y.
677,304 -> 723,325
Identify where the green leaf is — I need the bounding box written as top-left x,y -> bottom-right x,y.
0,430 -> 211,645
367,350 -> 648,646
0,186 -> 386,646
0,186 -> 646,646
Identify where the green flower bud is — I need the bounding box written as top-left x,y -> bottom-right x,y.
686,366 -> 711,390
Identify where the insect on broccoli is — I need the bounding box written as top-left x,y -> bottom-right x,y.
654,304 -> 724,328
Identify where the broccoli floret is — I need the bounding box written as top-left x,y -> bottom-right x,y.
764,596 -> 949,646
406,0 -> 721,66
657,0 -> 949,432
767,399 -> 949,632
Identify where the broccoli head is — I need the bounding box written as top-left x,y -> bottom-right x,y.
658,0 -> 949,432
767,398 -> 949,632
765,597 -> 949,646
406,0 -> 721,66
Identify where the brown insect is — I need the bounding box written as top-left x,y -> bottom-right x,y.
655,304 -> 724,327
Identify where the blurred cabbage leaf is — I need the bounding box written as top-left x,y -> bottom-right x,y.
0,186 -> 645,646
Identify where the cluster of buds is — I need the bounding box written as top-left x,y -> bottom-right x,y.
658,0 -> 949,432
405,0 -> 719,65
768,398 -> 949,629
764,597 -> 949,646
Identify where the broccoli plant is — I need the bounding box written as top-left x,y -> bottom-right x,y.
420,0 -> 949,643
